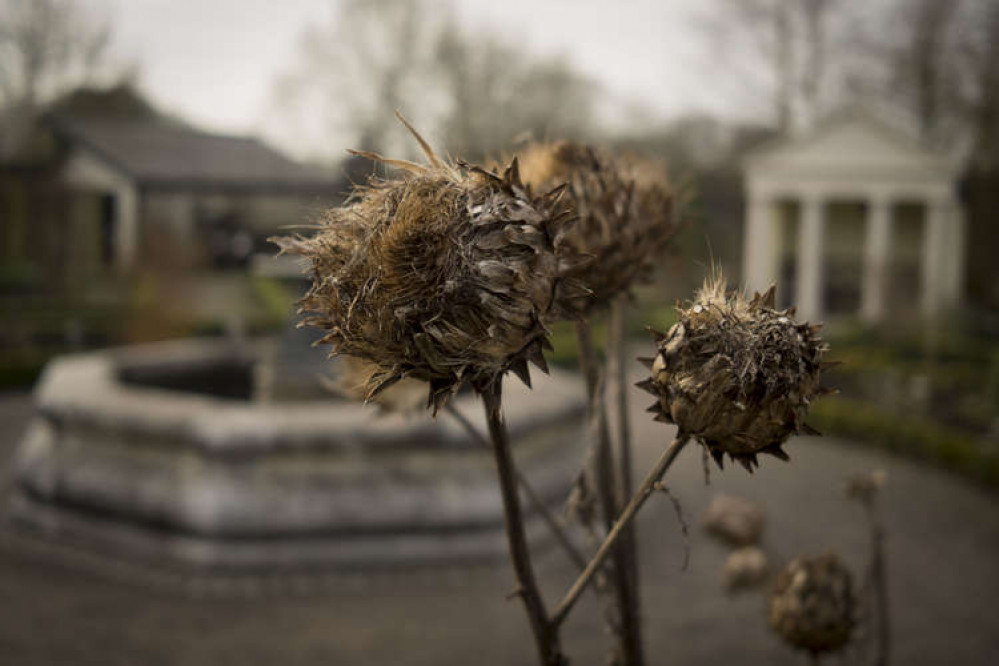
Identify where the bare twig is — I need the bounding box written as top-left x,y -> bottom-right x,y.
652,482 -> 690,572
444,403 -> 588,572
553,434 -> 691,627
576,320 -> 645,666
480,381 -> 564,666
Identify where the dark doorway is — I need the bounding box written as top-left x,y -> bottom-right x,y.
100,193 -> 116,266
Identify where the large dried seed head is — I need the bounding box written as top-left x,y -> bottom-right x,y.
768,552 -> 855,656
638,273 -> 829,471
515,141 -> 677,311
272,114 -> 588,413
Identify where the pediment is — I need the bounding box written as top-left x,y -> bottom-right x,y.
745,109 -> 954,180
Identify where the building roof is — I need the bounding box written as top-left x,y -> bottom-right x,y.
44,112 -> 339,193
742,106 -> 959,194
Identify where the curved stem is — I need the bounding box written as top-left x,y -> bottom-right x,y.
553,434 -> 690,628
444,403 -> 588,571
479,381 -> 564,666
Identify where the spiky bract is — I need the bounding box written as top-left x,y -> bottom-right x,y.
516,141 -> 676,311
768,552 -> 855,656
637,274 -> 829,471
273,122 -> 588,413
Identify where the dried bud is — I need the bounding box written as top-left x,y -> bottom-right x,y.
638,273 -> 829,472
768,552 -> 855,656
273,114 -> 588,413
515,141 -> 677,311
845,469 -> 887,506
722,546 -> 768,592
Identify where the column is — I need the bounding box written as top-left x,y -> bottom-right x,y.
743,190 -> 775,294
796,192 -> 824,322
116,183 -> 139,273
942,200 -> 965,310
921,195 -> 952,318
861,194 -> 891,324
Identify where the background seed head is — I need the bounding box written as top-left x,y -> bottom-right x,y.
768,552 -> 855,656
638,273 -> 829,472
273,119 -> 589,413
515,141 -> 677,312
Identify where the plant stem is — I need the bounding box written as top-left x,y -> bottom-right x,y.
867,503 -> 890,666
552,434 -> 690,628
610,295 -> 635,505
479,381 -> 564,666
610,294 -> 642,636
576,320 -> 645,666
444,403 -> 588,571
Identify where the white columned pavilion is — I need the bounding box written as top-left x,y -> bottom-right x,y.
742,108 -> 965,323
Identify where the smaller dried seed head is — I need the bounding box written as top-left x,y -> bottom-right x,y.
768,552 -> 855,656
515,141 -> 677,312
272,113 -> 589,413
637,272 -> 830,472
845,469 -> 887,507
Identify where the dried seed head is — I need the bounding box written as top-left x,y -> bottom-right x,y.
845,469 -> 887,507
272,114 -> 587,413
515,141 -> 677,311
638,272 -> 829,471
768,552 -> 855,656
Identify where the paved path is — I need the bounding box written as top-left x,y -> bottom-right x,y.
1,386 -> 997,666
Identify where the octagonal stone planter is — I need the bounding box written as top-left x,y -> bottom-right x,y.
8,338 -> 586,571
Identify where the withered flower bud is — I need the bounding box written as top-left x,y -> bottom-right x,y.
515,141 -> 677,311
273,114 -> 589,413
768,552 -> 855,656
637,274 -> 830,471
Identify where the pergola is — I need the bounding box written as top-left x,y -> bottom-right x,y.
742,108 -> 964,323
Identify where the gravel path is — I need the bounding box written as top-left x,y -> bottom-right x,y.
1,386 -> 997,666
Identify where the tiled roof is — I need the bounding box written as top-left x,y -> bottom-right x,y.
46,113 -> 339,191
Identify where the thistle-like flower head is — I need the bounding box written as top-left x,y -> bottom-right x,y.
516,141 -> 677,311
768,552 -> 855,656
272,114 -> 589,413
637,273 -> 830,472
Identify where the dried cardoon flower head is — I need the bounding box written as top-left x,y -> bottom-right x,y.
273,113 -> 588,413
515,141 -> 677,311
637,273 -> 830,472
768,552 -> 855,657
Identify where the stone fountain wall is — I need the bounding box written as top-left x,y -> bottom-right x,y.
8,339 -> 586,571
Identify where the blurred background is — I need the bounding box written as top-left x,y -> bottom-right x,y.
0,1 -> 998,665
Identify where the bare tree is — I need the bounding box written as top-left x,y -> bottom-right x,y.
888,0 -> 961,141
696,0 -> 857,132
275,0 -> 442,160
957,0 -> 999,166
434,25 -> 594,162
0,0 -> 111,155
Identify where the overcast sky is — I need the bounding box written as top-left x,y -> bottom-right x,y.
80,0 -> 764,157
